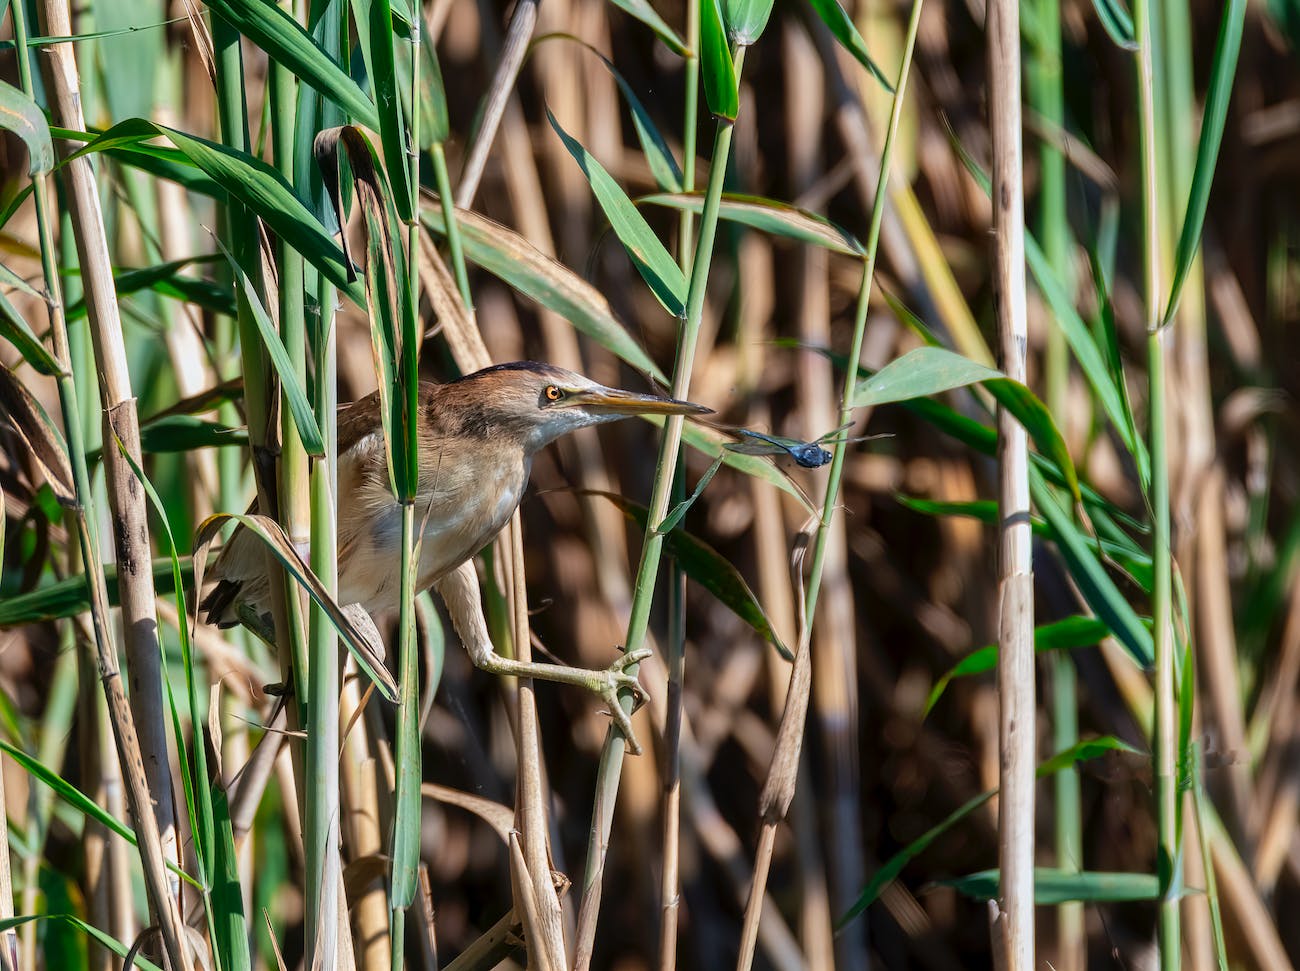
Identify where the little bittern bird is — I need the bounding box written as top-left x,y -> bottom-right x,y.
201,361 -> 709,748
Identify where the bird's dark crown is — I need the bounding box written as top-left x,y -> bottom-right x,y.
461,361 -> 572,384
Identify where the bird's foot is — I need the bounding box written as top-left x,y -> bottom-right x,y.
594,647 -> 652,755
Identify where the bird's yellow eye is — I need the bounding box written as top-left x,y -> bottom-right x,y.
544,385 -> 565,403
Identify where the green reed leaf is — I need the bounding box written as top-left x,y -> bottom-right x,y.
643,192 -> 864,255
941,868 -> 1161,904
604,0 -> 689,54
206,0 -> 379,129
1090,0 -> 1138,49
589,490 -> 792,661
854,346 -> 1080,504
805,0 -> 893,90
1163,0 -> 1246,325
0,78 -> 52,173
421,204 -> 666,380
838,736 -> 1139,928
925,616 -> 1112,715
700,0 -> 738,121
546,106 -> 687,317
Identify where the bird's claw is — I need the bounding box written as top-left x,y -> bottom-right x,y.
597,647 -> 652,755
608,647 -> 652,706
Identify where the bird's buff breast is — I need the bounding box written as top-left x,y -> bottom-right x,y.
337,440 -> 528,615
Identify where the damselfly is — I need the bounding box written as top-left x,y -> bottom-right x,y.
724,425 -> 881,469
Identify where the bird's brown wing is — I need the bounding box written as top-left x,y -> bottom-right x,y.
197,498 -> 263,628
336,388 -> 382,454
336,383 -> 444,454
199,383 -> 444,629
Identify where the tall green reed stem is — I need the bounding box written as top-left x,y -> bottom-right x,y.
211,10 -> 307,703
391,10 -> 424,967
1026,0 -> 1083,962
735,5 -> 922,967
268,23 -> 340,964
574,43 -> 747,971
659,5 -> 701,966
1135,0 -> 1179,962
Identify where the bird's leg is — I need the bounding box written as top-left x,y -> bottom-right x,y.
433,560 -> 650,754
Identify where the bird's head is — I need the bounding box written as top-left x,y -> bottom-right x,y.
457,361 -> 711,453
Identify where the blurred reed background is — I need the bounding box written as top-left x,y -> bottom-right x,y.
0,0 -> 1294,967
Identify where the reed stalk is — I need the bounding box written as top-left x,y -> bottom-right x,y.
735,3 -> 922,966
1134,0 -> 1179,963
988,0 -> 1035,962
658,2 -> 701,966
37,0 -> 181,896
573,44 -> 749,969
11,5 -> 192,969
1025,0 -> 1083,963
391,9 -> 427,967
454,0 -> 540,209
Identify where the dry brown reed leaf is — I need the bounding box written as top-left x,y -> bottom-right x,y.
0,365 -> 74,503
263,909 -> 291,971
417,231 -> 489,368
757,516 -> 818,824
421,782 -> 515,843
418,864 -> 438,967
178,0 -> 217,84
507,830 -> 562,971
440,910 -> 521,971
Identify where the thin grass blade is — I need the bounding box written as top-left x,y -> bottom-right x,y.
353,0 -> 413,221
537,35 -> 683,193
394,14 -> 449,147
67,120 -> 363,300
0,740 -> 136,845
949,133 -> 1149,480
1090,0 -> 1138,49
657,454 -> 724,533
211,788 -> 252,971
925,616 -> 1112,715
604,0 -> 689,55
0,557 -> 191,626
193,514 -> 398,701
213,238 -> 326,457
65,255 -> 234,322
837,736 -> 1137,928
804,0 -> 892,90
1162,0 -> 1246,325
0,916 -> 161,971
0,289 -> 62,375
1032,467 -> 1154,667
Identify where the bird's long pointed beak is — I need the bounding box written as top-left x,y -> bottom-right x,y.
573,386 -> 712,416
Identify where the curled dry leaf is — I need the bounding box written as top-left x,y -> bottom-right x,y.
0,365 -> 75,504
757,514 -> 819,822
422,783 -> 516,844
